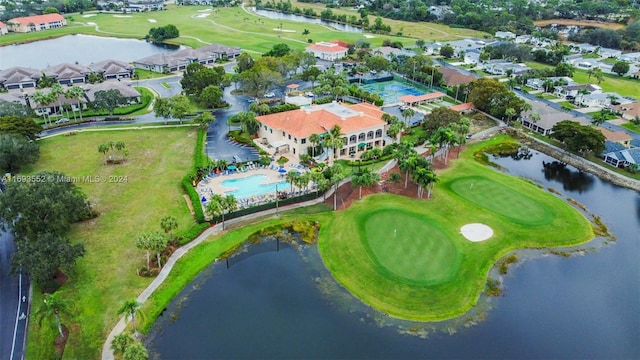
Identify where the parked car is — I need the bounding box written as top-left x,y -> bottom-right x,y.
305,92 -> 314,97
54,118 -> 70,124
400,105 -> 410,111
264,92 -> 275,98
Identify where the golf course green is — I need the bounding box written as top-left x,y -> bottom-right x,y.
318,138 -> 594,321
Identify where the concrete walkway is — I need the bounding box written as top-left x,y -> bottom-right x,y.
101,185 -> 342,360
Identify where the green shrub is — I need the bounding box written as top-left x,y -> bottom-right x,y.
176,223 -> 211,245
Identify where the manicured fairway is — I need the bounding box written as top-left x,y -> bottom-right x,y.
318,136 -> 594,321
361,210 -> 460,283
448,176 -> 552,225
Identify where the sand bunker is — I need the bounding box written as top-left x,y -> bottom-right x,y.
460,223 -> 493,242
148,19 -> 157,23
82,14 -> 96,18
364,34 -> 376,38
87,22 -> 96,26
113,15 -> 132,18
195,14 -> 210,18
273,28 -> 296,32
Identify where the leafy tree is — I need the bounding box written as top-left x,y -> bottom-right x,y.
235,53 -> 255,73
468,78 -> 525,120
366,54 -> 389,72
0,116 -> 42,140
263,43 -> 291,57
43,6 -> 59,14
236,66 -> 283,96
554,63 -> 574,77
146,24 -> 180,43
135,233 -> 154,269
439,44 -> 455,59
193,111 -> 215,130
180,63 -> 227,98
123,343 -> 149,360
351,167 -> 380,200
169,95 -> 191,124
35,292 -> 70,338
148,232 -> 168,269
550,120 -> 606,155
111,333 -> 134,356
0,101 -> 35,118
422,107 -> 461,137
118,299 -> 143,335
198,85 -> 224,108
612,61 -> 630,76
0,134 -> 39,172
233,111 -> 260,135
12,233 -> 85,289
0,170 -> 93,241
93,89 -> 127,116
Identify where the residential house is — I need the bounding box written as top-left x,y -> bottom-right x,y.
515,35 -> 532,44
400,92 -> 446,106
483,61 -> 529,76
0,66 -> 42,90
574,92 -> 630,108
84,81 -> 141,104
132,43 -> 240,73
438,67 -> 476,87
495,31 -> 516,40
27,88 -> 85,116
526,78 -> 545,90
596,127 -> 632,147
424,42 -> 443,55
574,43 -> 598,54
372,46 -> 416,61
519,100 -> 591,135
598,48 -> 622,58
612,102 -> 640,121
88,59 -> 134,80
617,52 -> 640,63
448,103 -> 475,114
553,84 -> 602,99
444,39 -> 489,56
7,14 -> 66,33
256,102 -> 388,159
0,91 -> 29,107
43,63 -> 92,85
305,42 -> 349,61
463,48 -> 481,65
125,0 -> 164,12
602,146 -> 640,168
0,21 -> 8,35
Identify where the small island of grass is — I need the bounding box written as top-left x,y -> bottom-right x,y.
317,139 -> 594,321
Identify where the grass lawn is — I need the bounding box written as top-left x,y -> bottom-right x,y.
318,136 -> 594,321
0,4 -> 487,53
587,110 -> 619,121
541,93 -> 558,100
23,127 -> 198,359
558,101 -> 578,109
621,121 -> 640,134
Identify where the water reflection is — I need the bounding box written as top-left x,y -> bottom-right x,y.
542,160 -> 595,193
254,9 -> 364,33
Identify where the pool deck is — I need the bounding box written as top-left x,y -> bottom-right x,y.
196,163 -> 311,209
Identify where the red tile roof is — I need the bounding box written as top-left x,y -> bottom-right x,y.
331,40 -> 351,48
0,21 -> 7,28
449,103 -> 475,112
400,92 -> 446,103
306,43 -> 349,53
8,14 -> 64,25
257,103 -> 386,138
595,126 -> 632,142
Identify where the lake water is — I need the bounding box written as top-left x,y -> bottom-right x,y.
0,34 -> 182,70
254,8 -> 364,33
145,150 -> 640,359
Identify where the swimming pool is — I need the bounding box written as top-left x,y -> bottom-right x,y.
222,174 -> 289,199
360,80 -> 428,104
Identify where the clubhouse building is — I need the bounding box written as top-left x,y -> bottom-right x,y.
256,102 -> 388,160
6,14 -> 66,33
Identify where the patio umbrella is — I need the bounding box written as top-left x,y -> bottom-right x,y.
358,142 -> 366,148
228,165 -> 237,170
278,168 -> 287,174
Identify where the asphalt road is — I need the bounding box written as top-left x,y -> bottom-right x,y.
0,228 -> 29,360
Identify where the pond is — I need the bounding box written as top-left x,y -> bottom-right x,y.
253,8 -> 364,33
145,150 -> 639,359
0,34 -> 182,69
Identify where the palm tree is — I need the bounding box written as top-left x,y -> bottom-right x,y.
148,232 -> 168,269
32,90 -> 54,126
50,83 -> 65,117
325,165 -> 344,211
111,333 -> 134,355
393,142 -> 417,188
118,299 -> 143,335
123,343 -> 149,360
66,86 -> 85,122
504,107 -> 516,125
309,133 -> 321,158
351,167 -> 380,199
592,68 -> 604,84
240,111 -> 260,135
36,292 -> 71,338
135,234 -> 153,269
285,171 -> 300,193
369,147 -> 382,170
430,127 -> 456,164
206,194 -> 237,230
401,107 -> 415,127
98,143 -> 110,165
326,125 -> 345,164
387,118 -> 405,143
160,216 -> 179,240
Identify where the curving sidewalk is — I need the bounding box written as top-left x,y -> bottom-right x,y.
101,185 -> 342,360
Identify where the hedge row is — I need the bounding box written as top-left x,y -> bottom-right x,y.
182,129 -> 207,223
209,191 -> 324,224
342,153 -> 393,167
